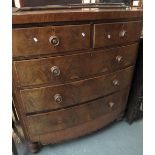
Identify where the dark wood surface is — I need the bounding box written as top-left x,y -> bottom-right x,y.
21,66 -> 133,113
13,24 -> 90,57
12,8 -> 143,24
28,107 -> 124,143
14,43 -> 138,87
12,8 -> 143,151
94,21 -> 142,48
26,90 -> 129,135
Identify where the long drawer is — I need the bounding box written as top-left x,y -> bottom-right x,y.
93,21 -> 142,48
13,24 -> 90,57
26,90 -> 129,135
14,44 -> 138,87
20,66 -> 133,113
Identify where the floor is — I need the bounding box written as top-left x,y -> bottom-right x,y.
15,119 -> 143,155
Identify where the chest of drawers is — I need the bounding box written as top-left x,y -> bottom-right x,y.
12,8 -> 143,153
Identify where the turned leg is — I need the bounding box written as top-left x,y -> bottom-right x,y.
27,142 -> 42,153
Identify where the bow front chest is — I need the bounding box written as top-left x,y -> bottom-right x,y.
12,7 -> 143,152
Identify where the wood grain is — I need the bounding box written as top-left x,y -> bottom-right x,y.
28,108 -> 123,143
14,43 -> 138,87
12,8 -> 143,24
20,66 -> 133,113
94,21 -> 142,48
12,8 -> 143,148
26,90 -> 129,135
13,24 -> 90,57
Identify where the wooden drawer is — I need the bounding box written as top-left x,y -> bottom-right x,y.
20,66 -> 133,113
93,21 -> 142,48
13,24 -> 90,57
26,90 -> 129,135
14,44 -> 138,87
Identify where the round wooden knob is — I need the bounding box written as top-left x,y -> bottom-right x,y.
113,79 -> 119,86
116,55 -> 123,63
51,66 -> 60,77
49,36 -> 59,46
119,30 -> 127,37
54,94 -> 62,103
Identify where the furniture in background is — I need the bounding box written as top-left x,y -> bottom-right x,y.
12,6 -> 142,152
126,37 -> 143,123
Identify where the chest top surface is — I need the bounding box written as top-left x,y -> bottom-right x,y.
12,7 -> 143,24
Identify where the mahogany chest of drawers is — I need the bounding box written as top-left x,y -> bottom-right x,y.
12,7 -> 143,152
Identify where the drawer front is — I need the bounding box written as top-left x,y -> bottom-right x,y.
14,44 -> 138,87
26,90 -> 129,135
94,21 -> 142,48
13,24 -> 90,57
21,66 -> 133,113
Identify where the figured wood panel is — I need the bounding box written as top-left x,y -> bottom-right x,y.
28,108 -> 122,143
20,66 -> 133,113
12,8 -> 143,24
14,43 -> 138,87
26,90 -> 128,135
12,8 -> 143,146
13,24 -> 90,57
94,21 -> 142,48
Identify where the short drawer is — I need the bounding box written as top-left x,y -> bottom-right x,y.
13,24 -> 90,57
20,66 -> 133,113
14,44 -> 138,87
26,90 -> 129,135
93,21 -> 142,48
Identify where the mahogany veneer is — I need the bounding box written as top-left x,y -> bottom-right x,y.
14,44 -> 138,87
12,7 -> 143,153
13,24 -> 90,57
94,21 -> 142,48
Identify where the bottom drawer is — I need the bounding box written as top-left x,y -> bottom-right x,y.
26,89 -> 129,136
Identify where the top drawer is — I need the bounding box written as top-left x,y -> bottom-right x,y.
13,24 -> 90,57
93,21 -> 142,48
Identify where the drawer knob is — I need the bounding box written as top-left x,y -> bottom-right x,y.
108,102 -> 115,108
51,66 -> 61,77
113,79 -> 119,86
49,36 -> 60,46
119,30 -> 127,37
54,94 -> 62,103
116,55 -> 123,63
